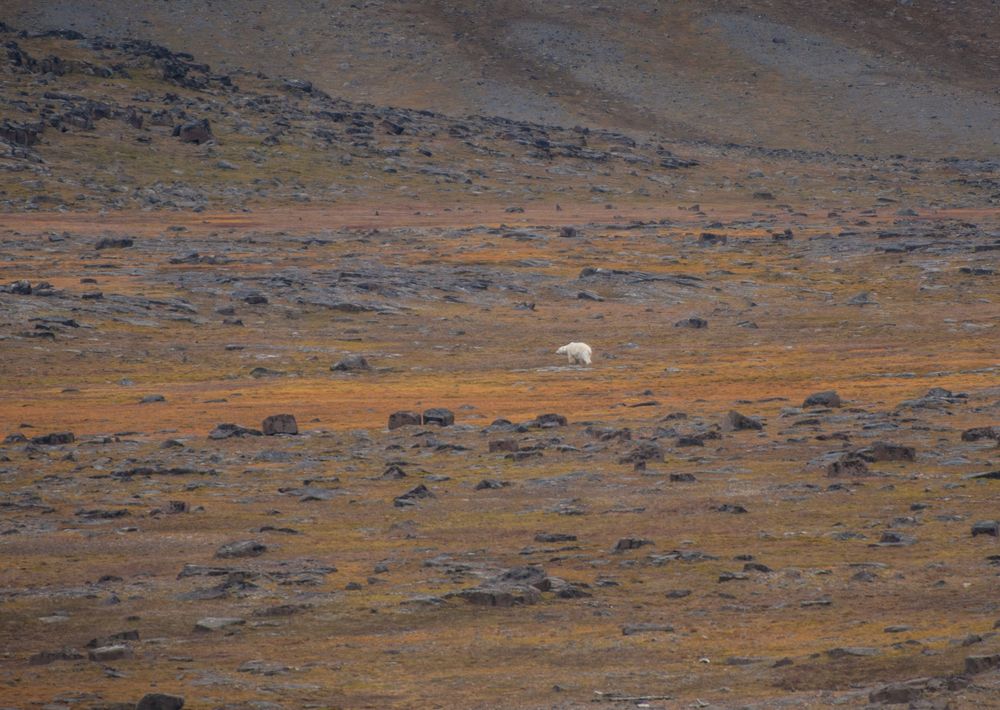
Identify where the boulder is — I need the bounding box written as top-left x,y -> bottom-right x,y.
88,644 -> 131,662
331,354 -> 371,372
174,118 -> 212,144
858,441 -> 915,462
136,694 -> 184,710
674,317 -> 708,329
95,237 -> 134,250
262,414 -> 298,436
31,432 -> 75,446
803,390 -> 842,408
614,537 -> 653,552
394,484 -> 434,507
194,617 -> 245,632
966,654 -> 1000,675
725,410 -> 763,431
827,454 -> 869,477
489,439 -> 519,453
215,540 -> 267,558
388,411 -> 421,430
422,408 -> 454,427
962,426 -> 1000,442
208,423 -> 261,439
971,520 -> 999,537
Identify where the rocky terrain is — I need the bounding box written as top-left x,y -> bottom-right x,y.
1,5 -> 1000,710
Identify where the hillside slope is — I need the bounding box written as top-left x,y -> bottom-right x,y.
4,0 -> 999,157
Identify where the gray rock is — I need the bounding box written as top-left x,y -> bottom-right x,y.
877,531 -> 916,546
28,648 -> 84,665
194,617 -> 245,632
95,237 -> 134,250
674,317 -> 708,328
847,291 -> 877,306
971,520 -> 999,537
422,408 -> 455,427
237,660 -> 290,676
394,484 -> 434,507
331,354 -> 371,371
136,694 -> 185,710
31,432 -> 75,446
857,441 -> 915,462
88,644 -> 131,662
215,540 -> 267,558
175,118 -> 212,144
453,585 -> 541,607
827,454 -> 870,477
622,623 -> 674,636
826,646 -> 879,658
965,654 -> 1000,674
209,423 -> 261,439
803,390 -> 842,408
614,537 -> 653,552
262,413 -> 298,436
388,411 -> 421,430
869,679 -> 928,704
726,410 -> 763,431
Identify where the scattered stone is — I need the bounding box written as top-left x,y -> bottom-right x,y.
725,410 -> 763,431
29,648 -> 84,665
803,391 -> 841,408
237,660 -> 290,676
674,317 -> 708,329
530,413 -> 568,428
262,414 -> 298,436
95,237 -> 134,250
87,630 -> 139,648
826,646 -> 879,658
475,479 -> 510,490
877,531 -> 916,546
884,625 -> 912,633
88,644 -> 132,662
331,354 -> 371,371
869,679 -> 928,705
209,423 -> 262,439
619,440 -> 664,464
489,439 -> 519,453
827,454 -> 870,477
857,441 -> 915,462
215,540 -> 267,558
715,504 -> 748,514
670,473 -> 697,482
534,532 -> 577,543
622,623 -> 675,636
394,484 -> 434,507
718,571 -> 749,582
454,586 -> 541,607
175,118 -> 212,144
847,291 -> 877,306
194,617 -> 245,632
614,537 -> 653,552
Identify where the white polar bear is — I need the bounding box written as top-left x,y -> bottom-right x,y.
556,341 -> 592,366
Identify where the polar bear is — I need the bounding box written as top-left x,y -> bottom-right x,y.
556,341 -> 592,366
